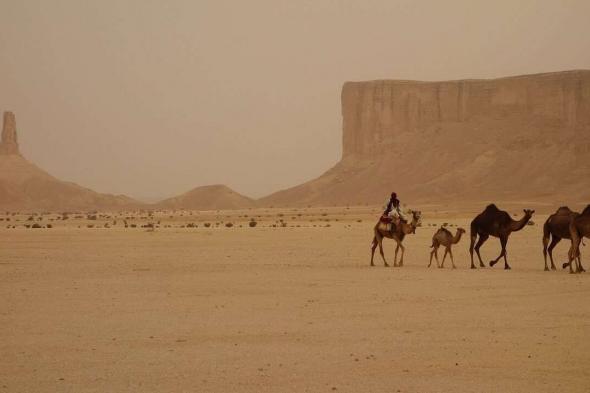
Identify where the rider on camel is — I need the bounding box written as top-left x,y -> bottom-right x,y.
382,192 -> 405,232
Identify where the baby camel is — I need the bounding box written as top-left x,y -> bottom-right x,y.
428,227 -> 466,269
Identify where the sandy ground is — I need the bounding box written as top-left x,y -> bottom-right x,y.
1,206 -> 590,392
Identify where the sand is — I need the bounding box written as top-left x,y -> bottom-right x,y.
1,206 -> 589,392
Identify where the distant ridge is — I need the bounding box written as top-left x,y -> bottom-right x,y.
0,110 -> 254,212
0,111 -> 140,211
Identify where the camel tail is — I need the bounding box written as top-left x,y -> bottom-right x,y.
542,220 -> 551,241
370,235 -> 377,248
470,220 -> 478,240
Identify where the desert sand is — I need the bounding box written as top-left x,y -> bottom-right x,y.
2,206 -> 589,393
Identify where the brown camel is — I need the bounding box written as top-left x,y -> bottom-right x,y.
469,204 -> 534,270
370,210 -> 422,267
563,205 -> 590,274
428,227 -> 465,269
542,206 -> 578,271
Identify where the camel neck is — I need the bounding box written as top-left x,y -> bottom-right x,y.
510,215 -> 530,232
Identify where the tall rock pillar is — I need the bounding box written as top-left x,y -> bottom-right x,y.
0,111 -> 20,155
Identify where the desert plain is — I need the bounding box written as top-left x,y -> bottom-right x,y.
2,204 -> 589,393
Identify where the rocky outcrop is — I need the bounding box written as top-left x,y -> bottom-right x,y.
260,70 -> 590,207
0,111 -> 19,155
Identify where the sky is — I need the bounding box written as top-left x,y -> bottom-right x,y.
1,0 -> 589,200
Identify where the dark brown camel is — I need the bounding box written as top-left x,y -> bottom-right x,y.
542,206 -> 578,271
469,204 -> 534,270
563,205 -> 590,274
370,210 -> 421,267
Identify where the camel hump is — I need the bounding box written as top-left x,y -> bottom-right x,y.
582,204 -> 590,216
484,203 -> 499,212
555,206 -> 573,215
438,227 -> 452,236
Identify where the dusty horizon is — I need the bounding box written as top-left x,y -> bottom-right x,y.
1,1 -> 590,201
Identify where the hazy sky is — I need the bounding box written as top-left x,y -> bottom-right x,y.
1,0 -> 589,200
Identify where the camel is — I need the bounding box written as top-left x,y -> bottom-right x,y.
563,205 -> 590,274
469,204 -> 534,270
542,206 -> 578,271
370,210 -> 422,267
428,227 -> 465,269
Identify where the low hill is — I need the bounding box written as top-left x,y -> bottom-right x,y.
155,184 -> 255,210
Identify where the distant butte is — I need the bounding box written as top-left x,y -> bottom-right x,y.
259,70 -> 590,206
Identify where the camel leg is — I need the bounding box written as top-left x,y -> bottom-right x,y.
393,243 -> 400,267
542,234 -> 550,271
428,246 -> 438,267
474,234 -> 489,268
378,238 -> 389,267
469,234 -> 477,269
489,236 -> 508,268
449,247 -> 457,269
441,248 -> 448,268
398,242 -> 406,267
575,243 -> 585,272
567,234 -> 583,274
434,247 -> 441,268
502,237 -> 511,270
573,239 -> 584,273
370,236 -> 378,266
567,242 -> 576,274
547,236 -> 560,271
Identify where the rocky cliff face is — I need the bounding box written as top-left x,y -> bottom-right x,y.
260,70 -> 590,207
341,70 -> 590,159
0,111 -> 20,155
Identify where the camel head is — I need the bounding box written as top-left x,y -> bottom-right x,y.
408,210 -> 422,233
523,209 -> 535,219
457,227 -> 466,234
522,209 -> 535,226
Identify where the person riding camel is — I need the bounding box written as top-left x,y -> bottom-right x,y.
381,192 -> 405,233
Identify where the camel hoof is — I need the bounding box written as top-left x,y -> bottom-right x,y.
580,268 -> 586,273
504,266 -> 511,270
470,266 -> 476,269
452,266 -> 457,270
562,263 -> 569,269
544,267 -> 549,272
551,265 -> 556,271
489,261 -> 496,267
